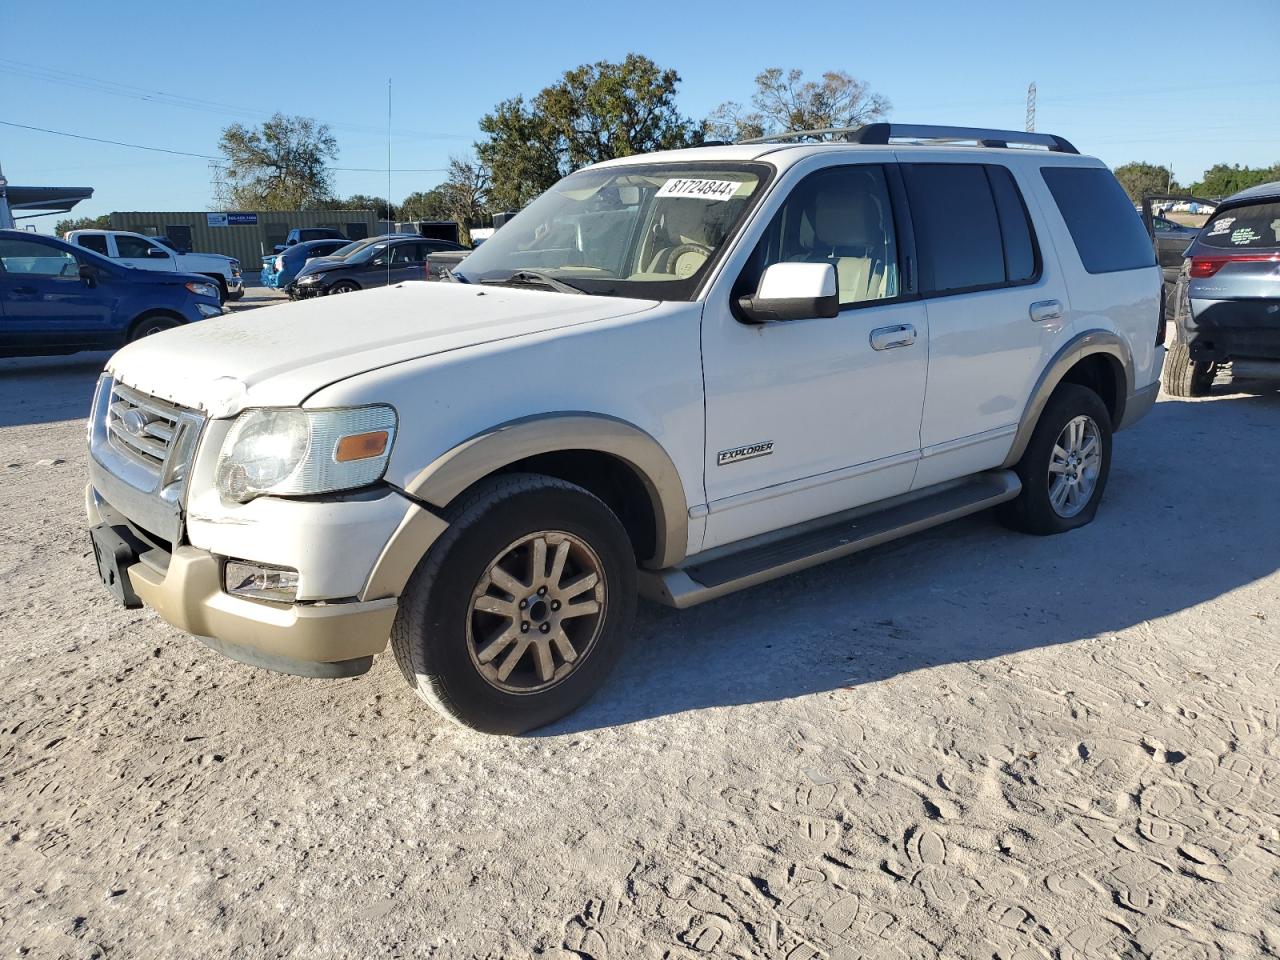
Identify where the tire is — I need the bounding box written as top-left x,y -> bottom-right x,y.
999,383 -> 1113,536
391,473 -> 637,734
328,280 -> 360,295
128,315 -> 179,341
1161,340 -> 1214,397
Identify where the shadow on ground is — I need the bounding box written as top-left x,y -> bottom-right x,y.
0,352 -> 109,427
544,390 -> 1280,733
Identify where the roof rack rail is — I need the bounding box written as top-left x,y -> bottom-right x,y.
739,122 -> 1079,154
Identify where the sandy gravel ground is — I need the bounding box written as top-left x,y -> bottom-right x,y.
1,355 -> 1277,960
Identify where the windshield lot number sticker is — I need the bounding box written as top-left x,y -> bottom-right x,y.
657,178 -> 740,201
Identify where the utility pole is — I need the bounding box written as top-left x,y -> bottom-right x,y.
1025,82 -> 1037,134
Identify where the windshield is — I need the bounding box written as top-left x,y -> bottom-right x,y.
454,162 -> 769,299
346,241 -> 390,264
328,240 -> 365,258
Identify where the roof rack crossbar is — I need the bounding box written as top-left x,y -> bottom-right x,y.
739,122 -> 1079,154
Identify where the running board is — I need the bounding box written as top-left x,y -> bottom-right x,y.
639,471 -> 1021,609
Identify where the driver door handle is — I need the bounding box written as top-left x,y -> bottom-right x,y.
870,323 -> 917,351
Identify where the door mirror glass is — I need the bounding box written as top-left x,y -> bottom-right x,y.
738,262 -> 839,323
145,247 -> 170,259
78,262 -> 100,287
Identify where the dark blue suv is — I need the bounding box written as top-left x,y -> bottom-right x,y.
0,230 -> 225,358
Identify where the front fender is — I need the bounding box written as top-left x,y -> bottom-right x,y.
402,411 -> 689,569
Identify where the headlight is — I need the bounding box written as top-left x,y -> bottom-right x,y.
196,303 -> 223,318
297,273 -> 324,284
185,280 -> 219,298
214,405 -> 397,503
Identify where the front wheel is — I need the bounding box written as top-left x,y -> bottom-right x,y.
999,383 -> 1113,536
129,315 -> 179,341
391,474 -> 637,734
328,280 -> 360,295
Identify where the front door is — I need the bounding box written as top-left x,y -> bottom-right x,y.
113,233 -> 175,272
0,237 -> 114,352
700,163 -> 928,550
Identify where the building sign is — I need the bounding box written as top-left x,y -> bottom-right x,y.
206,212 -> 258,226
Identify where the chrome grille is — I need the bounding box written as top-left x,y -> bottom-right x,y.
104,381 -> 201,485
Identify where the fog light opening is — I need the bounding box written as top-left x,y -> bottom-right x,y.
224,560 -> 300,603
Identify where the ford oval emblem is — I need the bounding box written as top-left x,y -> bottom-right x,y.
121,409 -> 150,437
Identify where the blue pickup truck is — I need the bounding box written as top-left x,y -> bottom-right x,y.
0,230 -> 225,357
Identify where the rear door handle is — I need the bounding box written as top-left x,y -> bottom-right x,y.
1030,299 -> 1065,323
870,323 -> 917,351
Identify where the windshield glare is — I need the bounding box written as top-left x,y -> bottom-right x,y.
455,163 -> 767,299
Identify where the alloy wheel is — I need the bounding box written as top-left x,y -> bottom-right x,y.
1048,415 -> 1102,518
466,530 -> 607,694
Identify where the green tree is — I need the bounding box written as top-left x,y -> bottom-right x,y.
440,156 -> 490,245
1190,162 -> 1280,198
53,214 -> 110,236
707,68 -> 890,142
399,187 -> 452,222
1113,162 -> 1179,203
335,194 -> 394,219
217,113 -> 338,210
478,54 -> 701,211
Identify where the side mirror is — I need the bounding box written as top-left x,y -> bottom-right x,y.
145,247 -> 170,259
737,262 -> 839,323
370,258 -> 385,268
78,263 -> 99,288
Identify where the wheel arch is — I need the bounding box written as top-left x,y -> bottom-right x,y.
1003,330 -> 1132,469
402,413 -> 689,570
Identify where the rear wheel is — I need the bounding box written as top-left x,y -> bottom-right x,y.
1162,340 -> 1214,397
391,474 -> 637,734
1000,384 -> 1112,536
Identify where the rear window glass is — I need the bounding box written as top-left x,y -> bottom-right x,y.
988,166 -> 1038,283
1200,201 -> 1280,249
1041,167 -> 1155,274
903,164 -> 1005,293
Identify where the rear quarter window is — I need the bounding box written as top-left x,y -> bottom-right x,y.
1199,201 -> 1280,249
1041,166 -> 1155,274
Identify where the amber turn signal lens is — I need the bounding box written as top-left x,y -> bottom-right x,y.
334,430 -> 389,462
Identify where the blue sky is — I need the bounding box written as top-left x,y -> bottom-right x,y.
3,0 -> 1277,230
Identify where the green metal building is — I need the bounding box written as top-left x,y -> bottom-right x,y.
107,209 -> 378,265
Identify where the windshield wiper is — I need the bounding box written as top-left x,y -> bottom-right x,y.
483,270 -> 587,295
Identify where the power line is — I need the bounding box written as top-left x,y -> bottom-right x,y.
0,120 -> 446,172
0,57 -> 471,142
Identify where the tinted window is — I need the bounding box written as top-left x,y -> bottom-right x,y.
77,234 -> 110,255
0,239 -> 79,277
988,166 -> 1038,283
115,234 -> 159,258
747,164 -> 900,307
903,164 -> 1005,294
1041,166 -> 1155,273
1199,201 -> 1280,249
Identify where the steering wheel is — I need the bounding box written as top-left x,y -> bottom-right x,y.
655,241 -> 712,277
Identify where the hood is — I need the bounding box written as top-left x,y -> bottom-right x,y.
294,257 -> 348,278
107,281 -> 658,412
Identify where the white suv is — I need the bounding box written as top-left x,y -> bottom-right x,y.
85,124 -> 1163,733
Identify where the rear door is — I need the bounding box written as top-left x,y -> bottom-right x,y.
902,159 -> 1072,489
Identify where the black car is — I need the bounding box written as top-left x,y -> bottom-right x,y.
291,236 -> 465,297
1164,181 -> 1280,396
1152,215 -> 1200,281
